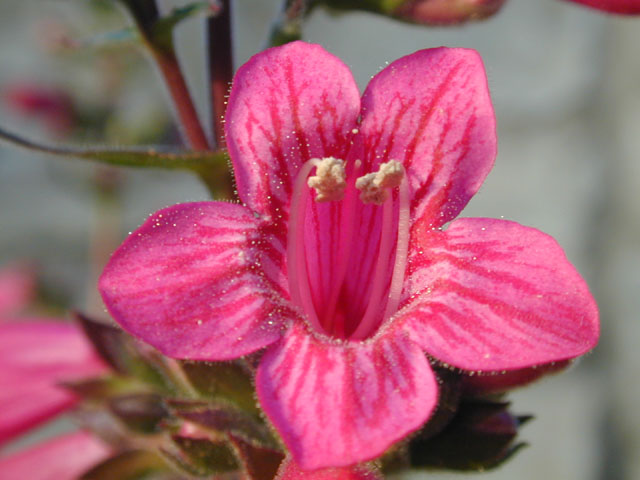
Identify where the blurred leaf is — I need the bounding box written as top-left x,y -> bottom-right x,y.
180,361 -> 259,415
408,400 -> 530,471
74,312 -> 174,392
161,435 -> 238,477
0,127 -> 225,173
109,393 -> 170,433
169,400 -> 274,446
228,433 -> 284,480
61,376 -> 135,399
79,27 -> 140,50
81,450 -> 168,480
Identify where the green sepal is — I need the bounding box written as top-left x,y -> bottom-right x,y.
160,435 -> 238,477
74,312 -> 174,393
228,433 -> 284,480
180,360 -> 259,415
109,393 -> 170,434
408,400 -> 530,471
80,450 -> 168,480
168,399 -> 275,447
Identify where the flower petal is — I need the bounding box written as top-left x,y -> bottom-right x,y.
359,47 -> 496,229
0,264 -> 35,317
0,321 -> 106,445
399,218 -> 599,371
99,202 -> 291,361
256,324 -> 437,470
565,0 -> 640,14
276,457 -> 382,480
0,376 -> 76,446
0,431 -> 111,480
225,41 -> 361,219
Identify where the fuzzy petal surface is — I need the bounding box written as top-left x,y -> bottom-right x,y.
276,457 -> 382,479
257,324 -> 437,470
565,0 -> 640,14
0,321 -> 106,445
225,41 -> 361,219
359,47 -> 496,229
399,218 -> 599,371
99,202 -> 291,361
0,431 -> 111,480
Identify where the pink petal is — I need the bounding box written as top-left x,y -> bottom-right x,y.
0,264 -> 35,316
0,431 -> 111,480
277,457 -> 382,480
565,0 -> 640,14
225,41 -> 361,219
0,321 -> 107,445
0,321 -> 106,378
359,47 -> 496,230
256,324 -> 437,470
99,202 -> 291,361
399,218 -> 599,371
0,376 -> 76,446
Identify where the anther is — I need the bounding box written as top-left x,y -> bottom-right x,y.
355,160 -> 405,204
307,157 -> 347,202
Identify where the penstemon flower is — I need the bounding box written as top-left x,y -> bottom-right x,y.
99,42 -> 599,470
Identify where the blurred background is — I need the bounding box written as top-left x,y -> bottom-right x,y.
0,1 -> 639,479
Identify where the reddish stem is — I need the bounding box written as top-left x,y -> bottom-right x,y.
207,0 -> 233,148
154,50 -> 211,151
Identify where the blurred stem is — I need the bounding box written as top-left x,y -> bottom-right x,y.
120,0 -> 211,151
268,0 -> 308,47
207,0 -> 233,149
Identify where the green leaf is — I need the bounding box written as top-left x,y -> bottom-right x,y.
0,127 -> 225,172
180,361 -> 259,415
408,400 -> 530,471
81,450 -> 168,480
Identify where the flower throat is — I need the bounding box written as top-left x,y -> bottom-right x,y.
286,157 -> 410,341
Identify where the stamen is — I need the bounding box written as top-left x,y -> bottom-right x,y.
355,160 -> 404,205
322,160 -> 361,333
383,174 -> 410,321
287,158 -> 346,334
307,157 -> 346,202
350,160 -> 406,340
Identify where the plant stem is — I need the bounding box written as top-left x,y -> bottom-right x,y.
207,0 -> 233,149
120,0 -> 211,151
152,49 -> 211,151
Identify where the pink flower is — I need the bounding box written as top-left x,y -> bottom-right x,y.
0,321 -> 108,446
99,42 -> 599,469
0,431 -> 111,480
0,266 -> 107,446
564,0 -> 640,13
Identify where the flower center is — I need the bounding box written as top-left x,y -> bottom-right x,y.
287,158 -> 410,340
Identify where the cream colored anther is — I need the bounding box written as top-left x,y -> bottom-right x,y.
307,157 -> 347,202
355,160 -> 405,205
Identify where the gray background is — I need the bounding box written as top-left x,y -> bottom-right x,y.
1,1 -> 639,479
